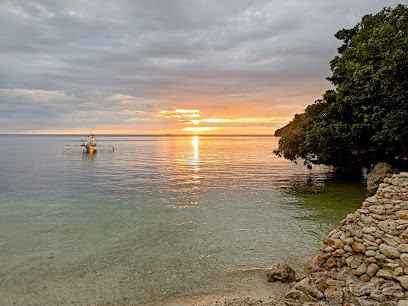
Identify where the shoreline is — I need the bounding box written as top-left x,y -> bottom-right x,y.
166,171 -> 408,305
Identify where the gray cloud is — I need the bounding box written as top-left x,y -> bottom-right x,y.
0,0 -> 402,132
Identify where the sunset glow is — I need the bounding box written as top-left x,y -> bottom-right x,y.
184,127 -> 218,132
1,1 -> 396,135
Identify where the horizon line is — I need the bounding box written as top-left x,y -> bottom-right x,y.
0,133 -> 278,137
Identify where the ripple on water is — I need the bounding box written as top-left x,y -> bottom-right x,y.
0,135 -> 365,303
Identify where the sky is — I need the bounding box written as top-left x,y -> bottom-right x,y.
0,0 -> 403,134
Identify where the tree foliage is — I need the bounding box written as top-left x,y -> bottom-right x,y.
274,4 -> 408,169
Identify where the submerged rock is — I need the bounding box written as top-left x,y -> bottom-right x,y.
267,262 -> 296,283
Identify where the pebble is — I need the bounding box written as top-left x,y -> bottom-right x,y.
283,173 -> 408,305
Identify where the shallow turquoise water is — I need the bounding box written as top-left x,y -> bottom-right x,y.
0,135 -> 365,303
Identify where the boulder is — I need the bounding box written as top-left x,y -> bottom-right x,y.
267,262 -> 296,283
367,163 -> 399,196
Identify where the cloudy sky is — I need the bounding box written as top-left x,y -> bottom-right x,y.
0,0 -> 402,134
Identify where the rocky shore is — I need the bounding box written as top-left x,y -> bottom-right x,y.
280,172 -> 408,305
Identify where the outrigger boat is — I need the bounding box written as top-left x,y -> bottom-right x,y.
62,132 -> 114,153
82,133 -> 97,153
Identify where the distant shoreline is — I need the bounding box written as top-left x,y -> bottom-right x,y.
0,134 -> 277,137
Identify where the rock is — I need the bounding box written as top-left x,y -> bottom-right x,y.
400,253 -> 408,266
344,244 -> 353,252
397,275 -> 408,289
355,296 -> 374,306
349,256 -> 363,269
293,278 -> 324,299
398,301 -> 408,306
345,237 -> 355,245
367,263 -> 380,277
383,236 -> 400,248
371,294 -> 397,306
267,262 -> 296,283
323,237 -> 335,246
385,263 -> 400,269
369,205 -> 386,214
365,250 -> 376,257
315,278 -> 327,293
378,220 -> 398,234
285,289 -> 317,303
353,263 -> 367,276
367,163 -> 399,196
376,254 -> 387,261
326,279 -> 345,287
397,211 -> 408,220
380,244 -> 401,258
397,244 -> 408,253
324,286 -> 343,304
333,248 -> 345,256
366,196 -> 379,203
352,242 -> 366,253
382,302 -> 398,306
334,239 -> 345,249
361,274 -> 370,282
326,256 -> 337,268
394,267 -> 404,276
382,284 -> 404,299
363,226 -> 377,233
366,257 -> 377,263
377,269 -> 394,279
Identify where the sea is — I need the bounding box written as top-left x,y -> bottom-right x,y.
0,135 -> 365,304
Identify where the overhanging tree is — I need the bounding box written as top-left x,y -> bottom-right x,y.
274,4 -> 408,169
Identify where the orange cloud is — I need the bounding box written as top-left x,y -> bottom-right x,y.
157,108 -> 200,119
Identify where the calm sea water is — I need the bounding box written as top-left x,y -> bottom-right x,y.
0,135 -> 365,304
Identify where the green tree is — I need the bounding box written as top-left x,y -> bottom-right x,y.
274,4 -> 408,170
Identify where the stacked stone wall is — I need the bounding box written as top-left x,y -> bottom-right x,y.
281,172 -> 408,305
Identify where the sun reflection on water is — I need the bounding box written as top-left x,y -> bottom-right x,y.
190,136 -> 200,184
192,136 -> 199,165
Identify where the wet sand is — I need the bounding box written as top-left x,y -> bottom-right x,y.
1,263 -> 295,305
